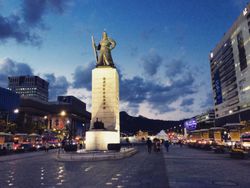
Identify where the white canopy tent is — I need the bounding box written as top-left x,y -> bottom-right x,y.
156,130 -> 169,140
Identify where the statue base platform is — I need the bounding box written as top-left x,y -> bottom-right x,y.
85,130 -> 119,150
56,148 -> 137,162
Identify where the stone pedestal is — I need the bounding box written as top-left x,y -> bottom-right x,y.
85,130 -> 119,150
85,67 -> 120,150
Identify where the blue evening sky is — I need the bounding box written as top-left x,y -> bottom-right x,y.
0,0 -> 249,120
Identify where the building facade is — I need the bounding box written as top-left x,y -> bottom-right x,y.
195,110 -> 215,129
17,96 -> 90,137
0,87 -> 20,132
209,5 -> 250,126
8,76 -> 49,102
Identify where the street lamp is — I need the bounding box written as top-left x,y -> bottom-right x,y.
5,108 -> 19,130
66,120 -> 71,139
82,123 -> 85,137
60,110 -> 66,117
14,109 -> 19,114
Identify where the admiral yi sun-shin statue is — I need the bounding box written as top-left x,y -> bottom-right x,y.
92,32 -> 116,67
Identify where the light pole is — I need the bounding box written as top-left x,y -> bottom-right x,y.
82,123 -> 85,137
5,108 -> 19,132
66,120 -> 71,139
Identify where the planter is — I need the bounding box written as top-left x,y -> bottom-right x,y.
107,144 -> 121,151
64,144 -> 77,152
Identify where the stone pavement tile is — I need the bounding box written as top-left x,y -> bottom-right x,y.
163,145 -> 250,188
0,149 -> 58,162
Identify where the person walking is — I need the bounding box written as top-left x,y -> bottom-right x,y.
146,138 -> 153,154
45,142 -> 49,152
164,140 -> 170,152
156,140 -> 161,152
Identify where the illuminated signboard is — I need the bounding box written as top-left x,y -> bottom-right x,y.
184,118 -> 197,131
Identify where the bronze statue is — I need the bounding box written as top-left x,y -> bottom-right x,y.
92,32 -> 116,67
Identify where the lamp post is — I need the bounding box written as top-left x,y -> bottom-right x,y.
82,123 -> 85,137
66,120 -> 71,139
5,108 -> 19,132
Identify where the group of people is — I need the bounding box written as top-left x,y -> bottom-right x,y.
146,138 -> 170,153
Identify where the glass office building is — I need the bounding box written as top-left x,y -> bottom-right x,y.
209,5 -> 250,126
8,76 -> 49,102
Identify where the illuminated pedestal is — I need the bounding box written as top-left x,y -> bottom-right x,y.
85,67 -> 120,150
85,131 -> 119,150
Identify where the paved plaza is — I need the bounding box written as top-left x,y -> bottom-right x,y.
0,145 -> 250,188
165,146 -> 250,188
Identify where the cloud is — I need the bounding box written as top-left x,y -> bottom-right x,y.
200,91 -> 214,109
0,0 -> 71,45
120,73 -> 196,113
147,74 -> 196,112
43,73 -> 70,100
22,0 -> 47,26
141,52 -> 163,76
120,76 -> 148,111
0,14 -> 41,45
72,61 -> 95,91
180,98 -> 194,112
180,98 -> 194,106
0,58 -> 33,87
165,59 -> 186,79
22,0 -> 69,26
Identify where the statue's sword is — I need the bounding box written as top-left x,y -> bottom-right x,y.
91,35 -> 98,63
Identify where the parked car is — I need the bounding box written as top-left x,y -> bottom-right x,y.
15,143 -> 36,152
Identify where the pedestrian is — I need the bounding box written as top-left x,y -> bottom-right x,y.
146,137 -> 152,154
164,140 -> 170,152
45,142 -> 49,152
156,140 -> 161,152
179,140 -> 183,147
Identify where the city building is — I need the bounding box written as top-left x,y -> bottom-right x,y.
17,96 -> 90,137
0,87 -> 20,132
209,4 -> 250,126
8,76 -> 49,102
195,109 -> 215,129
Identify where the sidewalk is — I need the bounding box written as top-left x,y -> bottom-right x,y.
0,149 -> 58,162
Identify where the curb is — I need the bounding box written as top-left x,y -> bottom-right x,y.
56,148 -> 137,162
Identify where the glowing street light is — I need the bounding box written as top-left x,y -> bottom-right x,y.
60,110 -> 66,116
13,108 -> 19,114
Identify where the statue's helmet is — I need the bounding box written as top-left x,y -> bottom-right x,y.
102,31 -> 108,39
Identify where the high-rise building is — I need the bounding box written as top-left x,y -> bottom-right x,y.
8,76 -> 49,102
209,5 -> 250,126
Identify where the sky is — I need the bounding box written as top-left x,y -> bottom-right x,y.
0,0 -> 249,120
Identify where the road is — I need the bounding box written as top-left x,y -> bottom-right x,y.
1,145 -> 250,188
